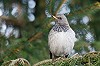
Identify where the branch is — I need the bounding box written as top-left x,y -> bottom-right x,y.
33,51 -> 100,66
68,2 -> 100,18
33,59 -> 52,66
28,32 -> 43,42
55,0 -> 67,15
0,16 -> 23,26
0,2 -> 25,27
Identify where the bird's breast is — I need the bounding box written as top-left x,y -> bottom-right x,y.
48,28 -> 76,56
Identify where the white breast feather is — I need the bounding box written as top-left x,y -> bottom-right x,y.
48,28 -> 76,56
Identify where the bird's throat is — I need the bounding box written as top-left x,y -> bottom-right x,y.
53,25 -> 69,32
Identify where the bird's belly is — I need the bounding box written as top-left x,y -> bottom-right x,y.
48,31 -> 75,56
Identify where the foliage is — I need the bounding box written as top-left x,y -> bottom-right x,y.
33,52 -> 100,66
2,58 -> 31,66
0,0 -> 100,66
1,52 -> 100,66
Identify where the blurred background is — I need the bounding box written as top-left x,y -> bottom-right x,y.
0,0 -> 100,65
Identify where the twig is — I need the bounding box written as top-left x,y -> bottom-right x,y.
0,2 -> 24,27
28,32 -> 43,42
55,0 -> 67,15
33,59 -> 52,66
0,16 -> 21,26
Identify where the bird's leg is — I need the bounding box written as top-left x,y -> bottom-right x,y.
52,54 -> 56,61
49,51 -> 52,59
65,54 -> 69,58
51,54 -> 57,65
49,51 -> 56,62
57,55 -> 65,60
49,51 -> 56,65
59,54 -> 69,60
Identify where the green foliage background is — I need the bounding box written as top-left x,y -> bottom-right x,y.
0,0 -> 100,65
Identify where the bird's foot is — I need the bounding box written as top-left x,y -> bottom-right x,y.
55,57 -> 65,61
71,53 -> 82,58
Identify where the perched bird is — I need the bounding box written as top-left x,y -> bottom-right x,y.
48,14 -> 77,59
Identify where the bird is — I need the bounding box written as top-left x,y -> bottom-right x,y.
48,14 -> 77,59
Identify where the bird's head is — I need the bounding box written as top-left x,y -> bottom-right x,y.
52,14 -> 69,26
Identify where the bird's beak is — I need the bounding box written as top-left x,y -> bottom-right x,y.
52,15 -> 58,20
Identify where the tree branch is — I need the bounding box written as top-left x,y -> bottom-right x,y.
28,32 -> 43,42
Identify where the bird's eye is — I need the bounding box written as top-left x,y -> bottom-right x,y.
57,17 -> 62,20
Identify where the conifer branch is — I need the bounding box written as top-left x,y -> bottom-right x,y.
33,52 -> 100,66
33,59 -> 52,66
2,58 -> 31,66
68,2 -> 100,18
0,16 -> 23,27
0,2 -> 25,27
55,0 -> 67,15
28,32 -> 43,42
50,0 -> 53,14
